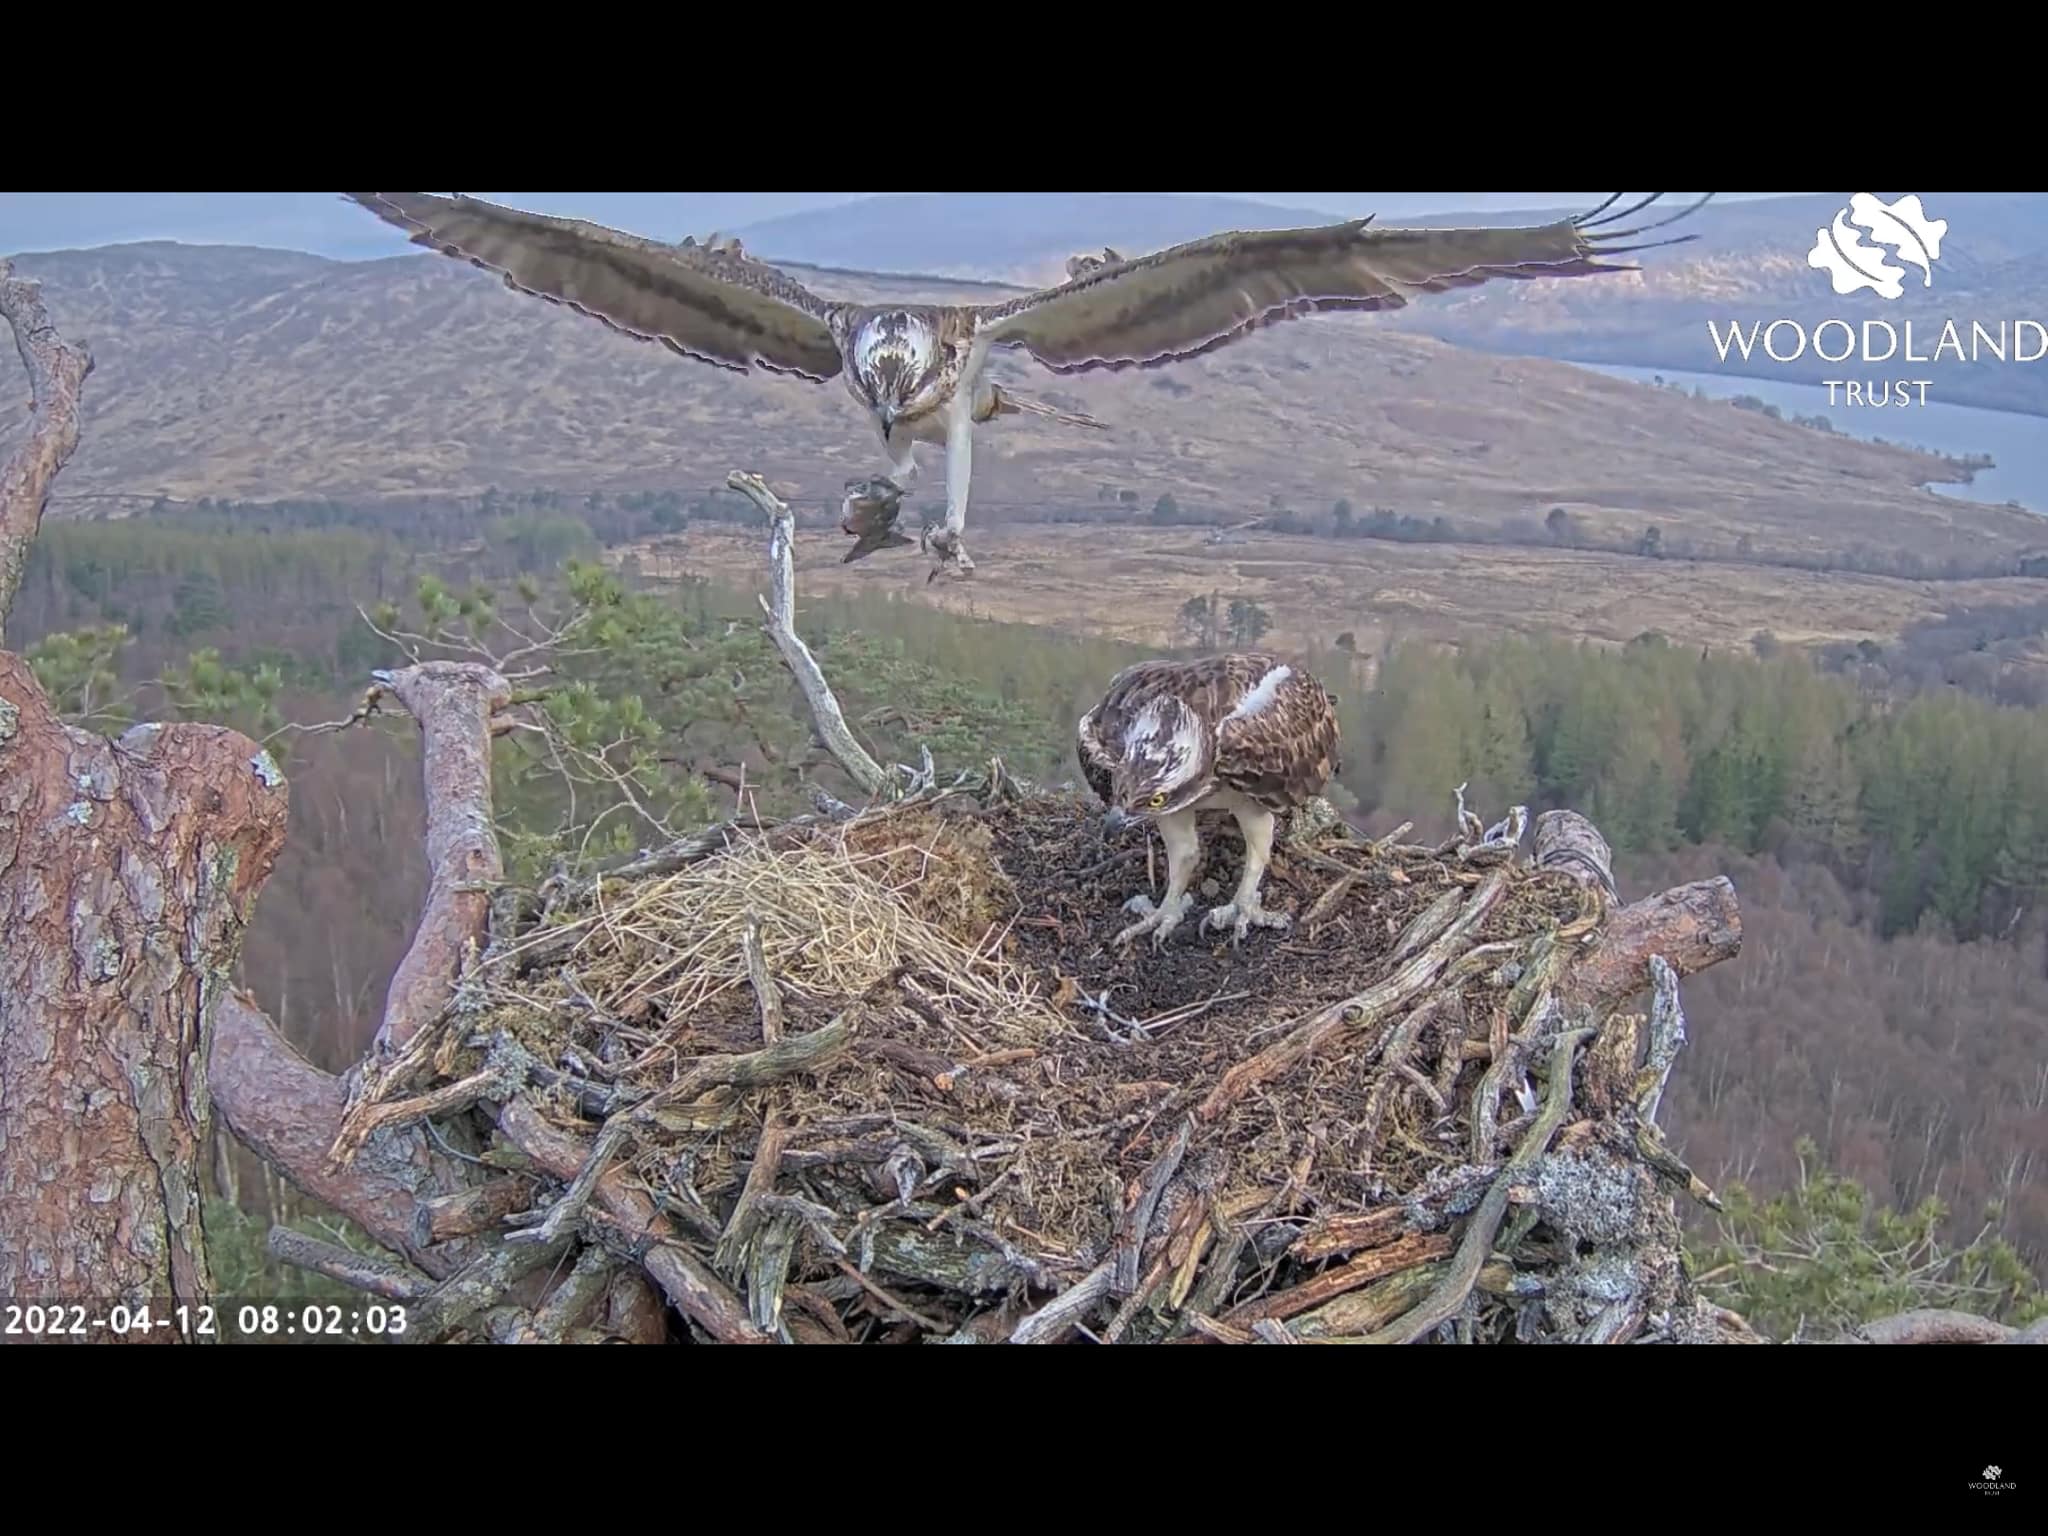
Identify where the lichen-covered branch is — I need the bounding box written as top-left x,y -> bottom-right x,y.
0,260 -> 93,639
1353,1028 -> 1592,1344
725,470 -> 889,799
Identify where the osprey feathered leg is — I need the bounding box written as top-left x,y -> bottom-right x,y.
1114,808 -> 1200,950
1201,800 -> 1288,944
918,395 -> 979,583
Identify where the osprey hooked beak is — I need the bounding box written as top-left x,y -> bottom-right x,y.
878,403 -> 898,433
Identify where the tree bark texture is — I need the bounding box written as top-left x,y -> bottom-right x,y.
0,261 -> 92,642
0,656 -> 289,1315
367,662 -> 510,1055
208,661 -> 515,1274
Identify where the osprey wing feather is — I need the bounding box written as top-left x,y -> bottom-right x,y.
1211,658 -> 1340,813
345,193 -> 848,381
971,193 -> 1712,375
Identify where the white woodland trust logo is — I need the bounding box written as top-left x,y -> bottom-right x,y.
1808,193 -> 1947,300
1702,192 -> 2048,409
1969,1464 -> 2015,1495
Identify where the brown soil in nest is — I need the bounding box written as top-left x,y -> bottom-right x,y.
983,793 -> 1433,1036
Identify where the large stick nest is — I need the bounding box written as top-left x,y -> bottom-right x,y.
351,786 -> 1748,1344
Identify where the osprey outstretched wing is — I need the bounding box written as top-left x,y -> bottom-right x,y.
969,193 -> 1710,374
343,192 -> 1713,583
345,192 -> 849,381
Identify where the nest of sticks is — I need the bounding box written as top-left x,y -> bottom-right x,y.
324,782 -> 1752,1345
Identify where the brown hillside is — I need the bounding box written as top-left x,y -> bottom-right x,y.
6,243 -> 2041,570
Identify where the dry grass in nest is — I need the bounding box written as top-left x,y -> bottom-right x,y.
512,814 -> 1051,1032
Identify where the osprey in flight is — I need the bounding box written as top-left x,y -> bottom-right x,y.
345,192 -> 1710,581
1078,653 -> 1340,949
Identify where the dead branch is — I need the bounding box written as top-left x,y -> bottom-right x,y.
742,910 -> 784,1043
725,470 -> 889,799
399,1232 -> 575,1345
1010,1262 -> 1115,1344
413,1180 -> 533,1248
1197,868 -> 1510,1122
0,260 -> 93,639
367,661 -> 513,1056
208,663 -> 519,1267
1111,1118 -> 1191,1293
1534,810 -> 1742,1017
496,1097 -> 771,1343
1220,1231 -> 1455,1329
521,1247 -> 624,1344
1637,954 -> 1687,1123
264,1226 -> 437,1301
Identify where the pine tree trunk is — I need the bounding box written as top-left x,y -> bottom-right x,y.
0,656 -> 289,1327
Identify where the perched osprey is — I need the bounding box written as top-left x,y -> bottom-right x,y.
343,192 -> 1709,581
1078,653 -> 1340,948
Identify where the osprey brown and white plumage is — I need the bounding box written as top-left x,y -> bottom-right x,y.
1078,653 -> 1340,948
344,192 -> 1710,580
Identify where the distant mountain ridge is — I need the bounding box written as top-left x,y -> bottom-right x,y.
5,230 -> 2045,573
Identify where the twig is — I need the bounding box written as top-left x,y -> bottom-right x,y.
742,910 -> 784,1044
497,1099 -> 770,1343
412,1180 -> 533,1248
835,1259 -> 949,1334
1221,1231 -> 1454,1330
1010,1262 -> 1114,1344
509,1010 -> 858,1249
522,1247 -> 619,1344
713,1115 -> 790,1278
1354,997 -> 1452,1177
1112,1118 -> 1191,1293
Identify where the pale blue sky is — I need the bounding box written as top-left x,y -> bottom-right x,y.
1,192 -> 1778,261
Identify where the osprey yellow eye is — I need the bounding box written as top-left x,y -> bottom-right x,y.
1148,793 -> 1167,809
